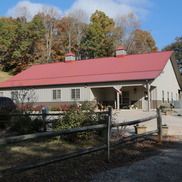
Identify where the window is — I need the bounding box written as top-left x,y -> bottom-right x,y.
71,89 -> 80,100
53,90 -> 61,100
162,90 -> 164,103
167,92 -> 169,103
11,91 -> 18,102
0,92 -> 3,97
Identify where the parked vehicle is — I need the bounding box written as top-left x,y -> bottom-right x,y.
0,97 -> 16,112
0,97 -> 16,128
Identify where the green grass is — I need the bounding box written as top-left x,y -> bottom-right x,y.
0,70 -> 12,82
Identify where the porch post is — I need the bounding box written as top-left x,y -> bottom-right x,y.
147,81 -> 151,111
117,92 -> 120,110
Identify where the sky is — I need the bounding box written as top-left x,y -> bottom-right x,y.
0,0 -> 181,50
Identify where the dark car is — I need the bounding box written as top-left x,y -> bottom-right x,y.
0,97 -> 16,112
0,97 -> 16,128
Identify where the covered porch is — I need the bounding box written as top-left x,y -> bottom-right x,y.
90,83 -> 156,111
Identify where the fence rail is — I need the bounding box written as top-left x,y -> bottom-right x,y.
0,111 -> 108,117
0,107 -> 162,178
112,114 -> 158,127
0,124 -> 107,145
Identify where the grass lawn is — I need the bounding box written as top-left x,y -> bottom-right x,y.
0,70 -> 12,82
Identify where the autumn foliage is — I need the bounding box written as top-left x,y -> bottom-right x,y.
0,10 -> 157,74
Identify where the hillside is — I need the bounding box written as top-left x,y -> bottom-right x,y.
0,70 -> 12,82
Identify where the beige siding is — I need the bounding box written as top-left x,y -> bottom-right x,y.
1,86 -> 91,103
152,59 -> 180,102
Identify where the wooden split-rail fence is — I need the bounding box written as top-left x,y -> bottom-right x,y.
0,108 -> 162,178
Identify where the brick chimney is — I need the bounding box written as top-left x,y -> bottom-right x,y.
65,52 -> 76,62
116,46 -> 127,57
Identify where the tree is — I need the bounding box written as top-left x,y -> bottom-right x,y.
127,29 -> 157,54
0,18 -> 18,70
54,10 -> 87,61
163,37 -> 182,73
115,12 -> 140,46
81,10 -> 118,58
38,7 -> 60,63
0,17 -> 45,74
12,89 -> 37,112
68,9 -> 87,59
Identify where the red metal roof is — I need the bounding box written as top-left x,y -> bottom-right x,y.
116,46 -> 125,50
0,51 -> 173,88
65,52 -> 75,56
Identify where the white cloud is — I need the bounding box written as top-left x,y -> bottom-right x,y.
6,0 -> 151,22
67,0 -> 151,21
7,1 -> 62,21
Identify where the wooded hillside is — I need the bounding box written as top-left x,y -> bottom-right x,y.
0,9 -> 157,74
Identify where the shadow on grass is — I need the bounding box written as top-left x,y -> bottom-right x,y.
1,135 -> 181,182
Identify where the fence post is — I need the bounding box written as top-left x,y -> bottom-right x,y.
42,107 -> 47,132
157,108 -> 162,143
107,107 -> 112,162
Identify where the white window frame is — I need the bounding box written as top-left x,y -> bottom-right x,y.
52,90 -> 61,100
11,91 -> 18,102
71,88 -> 80,100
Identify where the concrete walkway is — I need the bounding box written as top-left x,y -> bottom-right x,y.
91,142 -> 182,182
112,110 -> 182,136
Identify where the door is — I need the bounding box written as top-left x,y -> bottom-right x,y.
120,91 -> 130,108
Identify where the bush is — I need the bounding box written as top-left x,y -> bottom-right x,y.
10,115 -> 33,134
0,111 -> 11,129
32,105 -> 43,112
159,103 -> 172,113
61,104 -> 71,111
81,101 -> 96,111
10,115 -> 44,134
49,105 -> 61,111
54,103 -> 99,142
31,118 -> 44,132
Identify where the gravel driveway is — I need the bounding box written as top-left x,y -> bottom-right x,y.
91,141 -> 182,182
91,109 -> 182,182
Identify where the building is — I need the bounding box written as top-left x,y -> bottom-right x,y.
0,47 -> 181,111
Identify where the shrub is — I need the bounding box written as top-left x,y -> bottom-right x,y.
54,104 -> 99,142
10,114 -> 33,134
10,114 -> 44,134
159,103 -> 172,113
33,105 -> 43,112
49,105 -> 61,111
31,118 -> 44,132
0,111 -> 11,129
61,104 -> 71,111
81,101 -> 96,111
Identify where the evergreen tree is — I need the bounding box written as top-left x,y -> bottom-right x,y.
163,37 -> 182,73
81,10 -> 117,58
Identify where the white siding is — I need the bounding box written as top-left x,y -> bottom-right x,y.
2,86 -> 92,103
152,59 -> 180,102
1,81 -> 146,103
